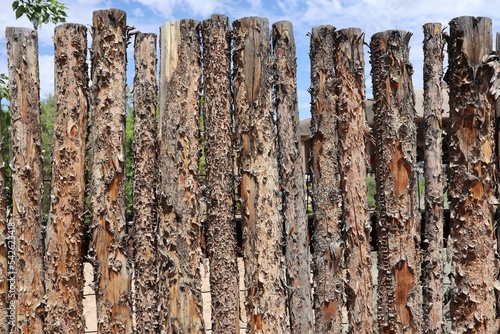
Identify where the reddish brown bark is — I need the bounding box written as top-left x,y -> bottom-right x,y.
132,32 -> 159,334
158,19 -> 204,333
422,22 -> 445,334
447,16 -> 497,333
202,14 -> 240,334
90,9 -> 132,333
309,24 -> 344,334
45,23 -> 88,333
232,16 -> 288,334
6,26 -> 45,333
370,30 -> 421,333
273,20 -> 313,334
333,27 -> 374,333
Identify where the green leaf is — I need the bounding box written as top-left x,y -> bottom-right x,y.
12,1 -> 19,10
15,7 -> 24,19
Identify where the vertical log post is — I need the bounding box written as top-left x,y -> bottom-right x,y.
309,24 -> 344,333
333,27 -> 374,333
202,14 -> 240,334
232,16 -> 288,333
158,19 -> 204,333
447,16 -> 496,332
273,20 -> 313,334
45,23 -> 88,333
422,22 -> 445,334
370,30 -> 421,333
90,9 -> 132,333
132,32 -> 159,334
6,27 -> 45,333
0,73 -> 8,334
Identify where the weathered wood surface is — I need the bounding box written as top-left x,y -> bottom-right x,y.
370,29 -> 421,333
447,16 -> 497,333
422,22 -> 445,334
90,9 -> 132,334
310,24 -> 343,334
132,32 -> 159,334
158,19 -> 204,334
333,27 -> 373,334
45,23 -> 88,334
202,14 -> 240,334
233,16 -> 288,334
273,20 -> 313,334
6,26 -> 45,334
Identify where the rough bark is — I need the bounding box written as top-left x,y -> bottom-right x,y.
6,27 -> 45,333
232,16 -> 288,334
422,22 -> 445,334
0,91 -> 7,333
158,19 -> 204,334
496,31 -> 500,321
447,16 -> 497,333
201,14 -> 240,334
333,27 -> 373,333
89,9 -> 132,334
44,23 -> 88,334
272,20 -> 313,334
309,24 -> 344,334
370,30 -> 421,333
132,32 -> 159,334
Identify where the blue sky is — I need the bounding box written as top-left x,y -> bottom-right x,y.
1,0 -> 500,120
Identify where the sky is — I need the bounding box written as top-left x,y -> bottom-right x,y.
1,0 -> 500,120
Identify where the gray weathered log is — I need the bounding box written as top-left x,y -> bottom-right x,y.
273,20 -> 313,334
6,26 -> 45,333
370,29 -> 422,333
422,22 -> 445,334
89,9 -> 132,333
132,32 -> 159,334
202,14 -> 240,334
232,16 -> 288,334
158,19 -> 205,334
333,27 -> 373,334
45,23 -> 88,334
447,16 -> 497,333
309,24 -> 344,334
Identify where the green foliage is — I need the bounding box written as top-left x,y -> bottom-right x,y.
40,94 -> 55,220
366,174 -> 376,209
125,95 -> 134,222
12,0 -> 67,30
0,74 -> 8,104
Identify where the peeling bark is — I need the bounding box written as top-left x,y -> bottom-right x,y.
447,16 -> 497,333
45,23 -> 88,334
0,91 -> 7,333
370,30 -> 421,333
309,24 -> 344,334
158,19 -> 204,334
333,27 -> 373,333
89,9 -> 132,334
202,14 -> 240,334
232,16 -> 288,334
132,32 -> 159,334
422,22 -> 445,334
6,27 -> 45,333
273,20 -> 313,334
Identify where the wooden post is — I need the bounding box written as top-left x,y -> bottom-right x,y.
132,32 -> 159,334
232,16 -> 288,333
158,19 -> 204,333
370,29 -> 421,333
273,20 -> 313,334
90,9 -> 132,333
310,24 -> 344,333
45,23 -> 88,333
6,27 -> 45,333
0,74 -> 8,334
333,27 -> 374,333
422,22 -> 445,334
447,16 -> 496,332
201,14 -> 240,334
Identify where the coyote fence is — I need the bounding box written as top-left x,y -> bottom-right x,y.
3,8 -> 500,334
